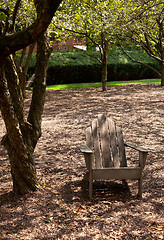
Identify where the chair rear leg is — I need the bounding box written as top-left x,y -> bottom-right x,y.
122,179 -> 129,189
83,172 -> 89,181
138,175 -> 142,198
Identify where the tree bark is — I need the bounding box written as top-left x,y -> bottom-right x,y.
28,31 -> 52,147
13,42 -> 36,97
101,61 -> 108,91
161,63 -> 164,86
101,34 -> 108,91
0,31 -> 52,195
0,56 -> 38,194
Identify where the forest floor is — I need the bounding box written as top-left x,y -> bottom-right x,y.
0,83 -> 163,240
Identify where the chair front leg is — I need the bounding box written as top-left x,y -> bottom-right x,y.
89,169 -> 93,200
88,153 -> 93,200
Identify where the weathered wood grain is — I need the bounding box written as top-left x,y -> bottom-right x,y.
98,114 -> 112,167
92,119 -> 102,168
108,118 -> 119,167
92,167 -> 141,180
116,126 -> 127,167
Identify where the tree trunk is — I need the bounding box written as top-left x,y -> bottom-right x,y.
22,42 -> 36,95
27,31 -> 52,138
161,63 -> 164,86
12,42 -> 36,97
101,61 -> 107,91
0,56 -> 38,194
2,135 -> 38,194
0,0 -> 61,196
0,31 -> 52,195
101,35 -> 108,91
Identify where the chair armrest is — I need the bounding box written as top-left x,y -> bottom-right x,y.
80,144 -> 93,170
125,142 -> 148,153
79,144 -> 93,154
125,142 -> 148,169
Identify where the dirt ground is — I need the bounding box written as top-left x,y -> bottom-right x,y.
0,83 -> 163,240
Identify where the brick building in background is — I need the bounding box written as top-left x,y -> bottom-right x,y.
52,37 -> 86,51
25,37 -> 86,52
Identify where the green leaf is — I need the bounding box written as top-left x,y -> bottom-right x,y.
88,19 -> 92,25
8,20 -> 13,25
0,12 -> 7,21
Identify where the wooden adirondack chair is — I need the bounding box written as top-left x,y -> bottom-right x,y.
80,114 -> 148,200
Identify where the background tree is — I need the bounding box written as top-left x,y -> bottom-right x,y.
118,0 -> 164,86
53,0 -> 122,91
0,0 -> 62,195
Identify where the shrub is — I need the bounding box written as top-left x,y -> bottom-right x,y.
27,49 -> 160,85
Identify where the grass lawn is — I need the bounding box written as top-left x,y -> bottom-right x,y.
46,79 -> 160,90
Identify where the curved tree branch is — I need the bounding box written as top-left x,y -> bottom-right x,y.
9,0 -> 22,32
55,26 -> 103,61
0,7 -> 10,17
0,0 -> 62,56
119,44 -> 161,78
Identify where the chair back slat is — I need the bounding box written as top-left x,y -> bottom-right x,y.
86,126 -> 94,169
116,126 -> 127,167
86,114 -> 127,169
98,114 -> 112,167
92,119 -> 102,168
108,118 -> 120,167
86,126 -> 93,150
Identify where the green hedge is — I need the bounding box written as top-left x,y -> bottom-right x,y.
27,49 -> 160,85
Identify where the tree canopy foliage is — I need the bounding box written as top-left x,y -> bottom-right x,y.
54,0 -> 164,86
118,0 -> 164,85
53,0 -> 124,90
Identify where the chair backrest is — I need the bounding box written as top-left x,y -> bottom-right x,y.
86,114 -> 127,169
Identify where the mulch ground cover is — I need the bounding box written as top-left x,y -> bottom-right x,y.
0,83 -> 163,240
